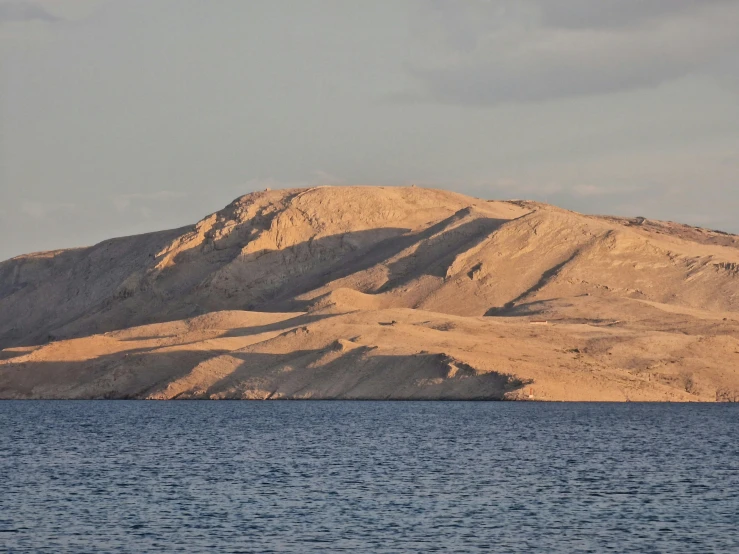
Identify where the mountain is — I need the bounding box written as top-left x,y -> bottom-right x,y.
2,186 -> 738,400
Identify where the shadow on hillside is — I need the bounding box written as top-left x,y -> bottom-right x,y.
376,215 -> 508,294
485,251 -> 582,317
0,349 -> 36,361
0,345 -> 532,401
0,347 -> 229,400
1,227 -> 411,349
255,227 -> 419,310
116,334 -> 181,342
264,212 -> 512,309
485,300 -> 552,317
174,346 -> 531,401
113,313 -> 334,342
1,210 -> 512,349
0,225 -> 194,350
159,226 -> 415,314
221,313 -> 334,338
0,226 -> 187,303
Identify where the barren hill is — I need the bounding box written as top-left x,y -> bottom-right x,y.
2,186 -> 738,400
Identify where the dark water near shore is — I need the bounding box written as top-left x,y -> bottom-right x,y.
1,402 -> 738,553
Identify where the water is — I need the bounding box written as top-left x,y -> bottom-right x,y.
1,402 -> 737,553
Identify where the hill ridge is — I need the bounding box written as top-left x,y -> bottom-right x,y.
1,186 -> 738,401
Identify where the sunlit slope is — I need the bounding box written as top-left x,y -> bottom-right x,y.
2,186 -> 738,351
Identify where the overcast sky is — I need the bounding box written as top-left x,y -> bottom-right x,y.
1,0 -> 738,260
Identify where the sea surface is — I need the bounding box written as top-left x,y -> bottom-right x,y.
1,401 -> 738,553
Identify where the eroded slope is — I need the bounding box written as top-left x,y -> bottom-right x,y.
1,186 -> 738,400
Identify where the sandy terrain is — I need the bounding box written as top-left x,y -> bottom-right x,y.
1,186 -> 738,400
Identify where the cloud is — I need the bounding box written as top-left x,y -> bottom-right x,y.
20,201 -> 75,219
112,191 -> 189,213
468,178 -> 643,200
569,184 -> 643,197
404,0 -> 739,105
477,178 -> 562,197
311,170 -> 346,185
0,1 -> 57,23
534,0 -> 734,30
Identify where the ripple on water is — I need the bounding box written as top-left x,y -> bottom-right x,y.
1,401 -> 738,553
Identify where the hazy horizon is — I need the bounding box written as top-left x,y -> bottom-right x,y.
2,0 -> 738,261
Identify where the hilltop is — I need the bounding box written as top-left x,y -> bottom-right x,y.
2,186 -> 738,400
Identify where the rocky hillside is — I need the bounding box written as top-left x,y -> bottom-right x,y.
2,186 -> 738,400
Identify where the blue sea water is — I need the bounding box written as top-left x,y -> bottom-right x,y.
1,401 -> 738,553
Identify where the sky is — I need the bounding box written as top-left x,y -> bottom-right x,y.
1,0 -> 738,261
